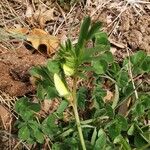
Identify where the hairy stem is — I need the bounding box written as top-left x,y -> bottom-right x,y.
72,76 -> 86,150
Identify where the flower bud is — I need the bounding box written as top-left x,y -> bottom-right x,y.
54,73 -> 70,97
63,64 -> 75,76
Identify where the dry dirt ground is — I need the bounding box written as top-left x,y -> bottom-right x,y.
0,0 -> 150,149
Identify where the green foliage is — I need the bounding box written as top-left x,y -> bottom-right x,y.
77,87 -> 88,110
94,129 -> 107,150
15,17 -> 150,149
15,97 -> 44,143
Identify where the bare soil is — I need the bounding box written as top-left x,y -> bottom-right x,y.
0,46 -> 46,96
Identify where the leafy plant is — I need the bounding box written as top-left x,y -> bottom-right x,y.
15,17 -> 150,150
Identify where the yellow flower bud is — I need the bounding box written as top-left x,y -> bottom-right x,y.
63,64 -> 75,76
54,73 -> 70,97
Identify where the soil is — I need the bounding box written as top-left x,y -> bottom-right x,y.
0,46 -> 46,96
97,5 -> 150,60
121,13 -> 150,53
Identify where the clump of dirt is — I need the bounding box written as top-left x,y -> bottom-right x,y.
95,4 -> 150,60
0,46 -> 46,96
122,13 -> 150,53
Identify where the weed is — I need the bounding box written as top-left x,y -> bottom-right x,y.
15,17 -> 150,150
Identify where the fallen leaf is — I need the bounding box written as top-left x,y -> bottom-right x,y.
110,47 -> 117,54
39,9 -> 54,28
104,90 -> 114,102
34,7 -> 54,28
6,27 -> 29,40
27,28 -> 59,56
6,27 -> 29,35
25,4 -> 34,18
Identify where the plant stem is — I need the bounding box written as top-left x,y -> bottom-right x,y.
72,76 -> 86,150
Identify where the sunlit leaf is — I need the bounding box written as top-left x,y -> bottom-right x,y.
94,129 -> 106,150
93,59 -> 108,74
18,126 -> 30,141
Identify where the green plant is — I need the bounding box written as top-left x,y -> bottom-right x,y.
15,17 -> 150,150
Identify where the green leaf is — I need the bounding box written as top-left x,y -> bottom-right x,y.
86,22 -> 102,40
108,123 -> 121,140
47,114 -> 57,127
94,129 -> 106,150
42,114 -> 59,136
77,87 -> 87,110
28,120 -> 39,130
134,103 -> 145,116
131,51 -> 147,74
94,109 -> 106,118
93,86 -> 106,109
117,71 -> 129,88
46,86 -> 58,99
134,133 -> 148,148
15,96 -> 41,120
95,32 -> 110,50
114,135 -> 131,150
109,62 -> 121,76
100,51 -> 114,64
56,100 -> 68,115
91,128 -> 97,145
28,120 -> 44,143
26,138 -> 35,144
15,97 -> 36,120
18,126 -> 30,141
47,60 -> 60,74
36,83 -> 46,100
28,103 -> 41,112
34,130 -> 44,144
81,44 -> 111,63
52,142 -> 65,150
127,124 -> 135,135
30,66 -> 54,86
93,59 -> 108,74
140,94 -> 150,110
76,16 -> 91,51
141,56 -> 150,72
15,97 -> 29,113
17,122 -> 26,129
116,114 -> 128,131
64,137 -> 79,150
131,50 -> 147,65
105,104 -> 114,118
29,67 -> 41,78
21,111 -> 34,121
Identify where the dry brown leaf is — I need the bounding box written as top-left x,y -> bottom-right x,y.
27,28 -> 59,56
6,27 -> 29,35
39,9 -> 54,28
25,4 -> 34,18
34,7 -> 54,28
110,47 -> 117,54
104,90 -> 114,102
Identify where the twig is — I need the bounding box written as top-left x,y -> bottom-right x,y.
126,48 -> 139,100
